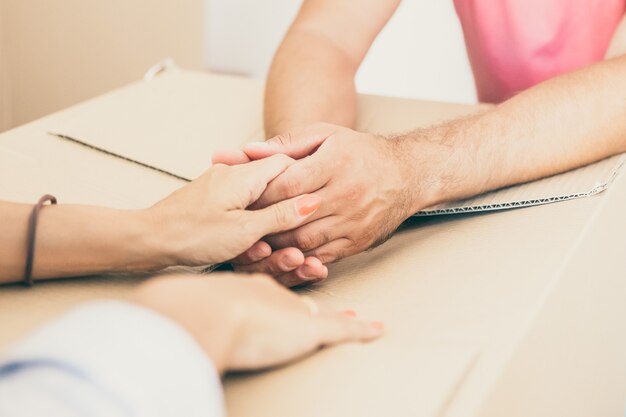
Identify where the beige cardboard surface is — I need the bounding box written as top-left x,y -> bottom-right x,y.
44,71 -> 265,180
225,345 -> 479,417
41,70 -> 625,216
471,168 -> 626,417
0,71 -> 624,416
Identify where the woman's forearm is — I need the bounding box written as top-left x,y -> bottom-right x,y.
0,155 -> 320,284
0,202 -> 167,284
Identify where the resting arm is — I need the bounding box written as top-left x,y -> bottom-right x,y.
236,52 -> 626,275
0,156 -> 320,284
0,202 -> 164,283
401,53 -> 626,212
264,0 -> 400,137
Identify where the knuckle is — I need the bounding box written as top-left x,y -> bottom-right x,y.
294,230 -> 317,251
271,204 -> 291,227
343,187 -> 360,203
311,249 -> 338,265
278,175 -> 301,197
210,163 -> 230,176
271,131 -> 293,147
304,159 -> 324,179
278,273 -> 303,288
238,214 -> 261,240
271,153 -> 293,165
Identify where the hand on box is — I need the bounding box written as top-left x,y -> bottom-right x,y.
213,123 -> 417,287
148,154 -> 321,268
134,273 -> 383,374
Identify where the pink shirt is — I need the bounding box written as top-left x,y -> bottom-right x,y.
454,0 -> 626,102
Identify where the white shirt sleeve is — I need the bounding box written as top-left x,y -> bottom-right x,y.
0,300 -> 225,417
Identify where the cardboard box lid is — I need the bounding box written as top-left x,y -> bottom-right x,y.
39,69 -> 625,215
1,70 -> 624,417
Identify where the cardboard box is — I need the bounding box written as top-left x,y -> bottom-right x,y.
0,70 -> 624,417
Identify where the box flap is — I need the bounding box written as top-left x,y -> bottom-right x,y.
44,70 -> 264,180
417,154 -> 625,216
40,70 -> 625,215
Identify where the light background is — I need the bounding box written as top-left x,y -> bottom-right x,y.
0,0 -> 477,132
206,0 -> 477,103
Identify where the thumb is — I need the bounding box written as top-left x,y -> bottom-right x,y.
231,154 -> 295,206
243,123 -> 338,160
247,194 -> 321,238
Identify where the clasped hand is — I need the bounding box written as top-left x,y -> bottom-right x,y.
213,124 -> 420,287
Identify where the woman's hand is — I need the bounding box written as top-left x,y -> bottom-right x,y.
134,273 -> 383,374
147,154 -> 321,268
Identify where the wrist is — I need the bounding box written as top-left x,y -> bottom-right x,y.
390,126 -> 480,214
129,208 -> 176,271
133,277 -> 247,375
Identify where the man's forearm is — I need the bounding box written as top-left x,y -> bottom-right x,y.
264,28 -> 358,137
0,203 -> 167,283
400,55 -> 626,212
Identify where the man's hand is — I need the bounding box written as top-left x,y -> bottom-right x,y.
218,124 -> 432,286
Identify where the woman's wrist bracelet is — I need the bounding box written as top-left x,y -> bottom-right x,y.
24,194 -> 57,286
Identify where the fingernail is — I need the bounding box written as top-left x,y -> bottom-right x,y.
370,321 -> 385,330
296,195 -> 321,216
343,309 -> 357,318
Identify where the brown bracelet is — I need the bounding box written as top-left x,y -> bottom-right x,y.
24,194 -> 57,286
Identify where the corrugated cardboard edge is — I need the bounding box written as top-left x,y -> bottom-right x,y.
49,132 -> 191,182
49,132 -> 626,219
415,156 -> 625,216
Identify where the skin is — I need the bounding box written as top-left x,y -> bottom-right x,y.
0,154 -> 321,283
134,273 -> 383,375
213,1 -> 626,287
1,153 -> 383,377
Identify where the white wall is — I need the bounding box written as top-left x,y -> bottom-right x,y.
206,0 -> 477,104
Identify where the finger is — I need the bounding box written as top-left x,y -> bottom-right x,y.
235,247 -> 305,275
275,257 -> 328,288
248,193 -> 321,238
314,316 -> 384,346
265,216 -> 345,252
243,123 -> 338,160
211,149 -> 251,165
250,155 -> 330,210
304,238 -> 355,264
232,154 -> 296,205
230,241 -> 272,264
298,294 -> 335,317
